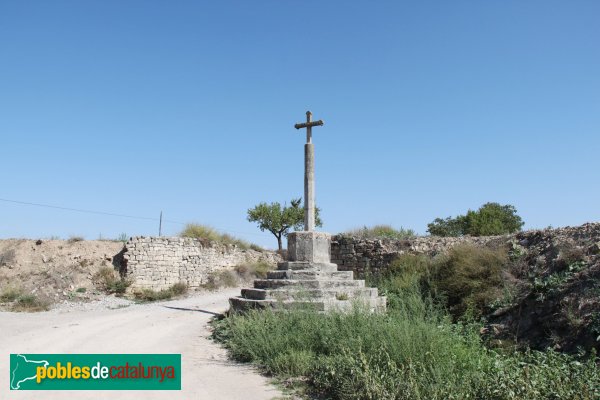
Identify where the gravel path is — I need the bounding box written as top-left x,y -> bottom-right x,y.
1,288 -> 282,400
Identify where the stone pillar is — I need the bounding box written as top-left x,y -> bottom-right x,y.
304,143 -> 315,231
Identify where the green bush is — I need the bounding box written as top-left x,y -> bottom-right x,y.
428,203 -> 524,237
343,225 -> 416,240
431,244 -> 508,320
373,246 -> 509,320
180,224 -> 252,249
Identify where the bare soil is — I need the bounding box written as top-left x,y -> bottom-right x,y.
0,239 -> 125,308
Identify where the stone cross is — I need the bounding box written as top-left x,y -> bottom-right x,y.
294,111 -> 324,231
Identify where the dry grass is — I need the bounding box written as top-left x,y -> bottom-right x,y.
93,266 -> 131,295
133,282 -> 189,302
180,223 -> 254,249
11,294 -> 49,312
0,249 -> 16,266
343,224 -> 416,240
0,285 -> 22,302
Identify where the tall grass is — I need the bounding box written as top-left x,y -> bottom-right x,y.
215,297 -> 599,399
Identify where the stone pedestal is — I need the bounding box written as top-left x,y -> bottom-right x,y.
230,230 -> 387,313
287,231 -> 331,264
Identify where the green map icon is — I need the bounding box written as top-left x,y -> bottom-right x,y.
10,354 -> 49,390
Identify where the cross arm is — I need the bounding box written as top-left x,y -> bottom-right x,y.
294,120 -> 324,129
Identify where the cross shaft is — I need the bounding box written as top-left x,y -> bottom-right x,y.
295,111 -> 324,143
294,111 -> 324,231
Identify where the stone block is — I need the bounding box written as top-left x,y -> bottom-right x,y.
287,231 -> 331,263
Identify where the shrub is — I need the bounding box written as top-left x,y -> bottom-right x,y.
372,245 -> 510,320
93,267 -> 131,295
180,224 -> 252,249
343,225 -> 416,240
431,244 -> 508,320
133,282 -> 188,302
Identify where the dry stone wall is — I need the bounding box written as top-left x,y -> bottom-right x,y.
124,236 -> 281,290
331,234 -> 506,278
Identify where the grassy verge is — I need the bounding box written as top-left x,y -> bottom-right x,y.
214,297 -> 599,400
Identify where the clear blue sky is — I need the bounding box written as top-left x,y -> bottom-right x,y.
1,1 -> 598,248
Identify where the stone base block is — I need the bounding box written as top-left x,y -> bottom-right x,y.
287,231 -> 331,263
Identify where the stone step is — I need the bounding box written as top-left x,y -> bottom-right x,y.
267,270 -> 354,280
229,295 -> 387,313
229,297 -> 325,312
241,287 -> 378,301
277,261 -> 338,272
253,279 -> 364,290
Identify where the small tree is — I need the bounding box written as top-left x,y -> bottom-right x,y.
247,198 -> 322,251
427,202 -> 524,237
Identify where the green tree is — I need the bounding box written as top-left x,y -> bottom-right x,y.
427,202 -> 524,237
247,198 -> 322,251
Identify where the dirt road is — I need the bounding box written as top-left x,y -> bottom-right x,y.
0,288 -> 282,400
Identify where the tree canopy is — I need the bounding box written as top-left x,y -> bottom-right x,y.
427,202 -> 524,237
247,198 -> 322,250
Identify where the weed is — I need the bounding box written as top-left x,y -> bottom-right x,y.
336,292 -> 349,301
75,287 -> 87,293
532,261 -> 587,300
